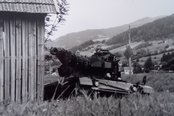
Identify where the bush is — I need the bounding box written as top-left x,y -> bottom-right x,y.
133,62 -> 143,74
169,64 -> 174,71
144,57 -> 154,72
161,58 -> 174,71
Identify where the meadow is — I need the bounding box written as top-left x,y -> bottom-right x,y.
1,73 -> 174,116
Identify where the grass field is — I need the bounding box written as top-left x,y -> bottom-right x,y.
0,92 -> 174,116
1,73 -> 174,116
122,73 -> 174,92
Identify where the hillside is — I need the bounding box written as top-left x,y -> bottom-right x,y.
70,40 -> 95,53
48,16 -> 163,49
107,14 -> 174,45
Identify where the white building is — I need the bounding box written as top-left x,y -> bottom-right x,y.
123,67 -> 134,75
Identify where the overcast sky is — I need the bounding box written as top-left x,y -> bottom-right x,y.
51,0 -> 174,40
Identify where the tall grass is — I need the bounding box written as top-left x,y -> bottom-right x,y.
0,92 -> 174,116
1,73 -> 174,116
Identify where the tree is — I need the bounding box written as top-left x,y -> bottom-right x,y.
133,62 -> 142,74
124,46 -> 133,60
161,53 -> 172,63
161,53 -> 167,62
144,57 -> 154,73
169,64 -> 174,71
167,58 -> 174,71
124,45 -> 133,75
45,0 -> 69,43
136,58 -> 139,62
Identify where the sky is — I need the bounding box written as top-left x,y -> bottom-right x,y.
50,0 -> 174,40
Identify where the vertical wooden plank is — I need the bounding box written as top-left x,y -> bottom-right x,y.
21,18 -> 28,103
35,20 -> 38,101
26,19 -> 30,101
4,17 -> 10,103
40,18 -> 45,101
28,20 -> 33,100
31,19 -> 37,100
34,21 -> 37,101
37,16 -> 45,101
37,19 -> 41,101
0,18 -> 4,102
36,19 -> 41,101
15,18 -> 22,103
10,17 -> 16,102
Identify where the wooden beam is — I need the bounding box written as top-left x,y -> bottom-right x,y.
40,19 -> 45,101
21,18 -> 28,103
10,17 -> 16,102
28,20 -> 34,101
0,18 -> 4,102
4,18 -> 10,103
15,18 -> 22,103
26,19 -> 29,102
37,17 -> 45,101
31,19 -> 37,101
37,19 -> 41,101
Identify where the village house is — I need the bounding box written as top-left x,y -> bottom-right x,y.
123,67 -> 134,75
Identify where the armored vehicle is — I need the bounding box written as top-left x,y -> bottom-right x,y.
44,47 -> 154,100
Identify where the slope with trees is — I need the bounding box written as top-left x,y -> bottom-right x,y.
49,17 -> 162,49
107,14 -> 174,45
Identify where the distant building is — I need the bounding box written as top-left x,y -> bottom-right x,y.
123,67 -> 134,75
75,50 -> 80,56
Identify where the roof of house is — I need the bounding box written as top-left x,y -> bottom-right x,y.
0,0 -> 57,14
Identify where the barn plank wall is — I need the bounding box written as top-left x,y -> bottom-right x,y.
0,13 -> 45,103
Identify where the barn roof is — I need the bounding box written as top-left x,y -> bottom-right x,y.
0,0 -> 57,14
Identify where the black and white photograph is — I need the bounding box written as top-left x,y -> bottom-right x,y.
0,0 -> 174,115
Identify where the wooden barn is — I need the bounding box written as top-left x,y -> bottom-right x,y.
0,0 -> 57,103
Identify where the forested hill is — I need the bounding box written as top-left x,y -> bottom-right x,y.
48,16 -> 162,49
107,14 -> 174,45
